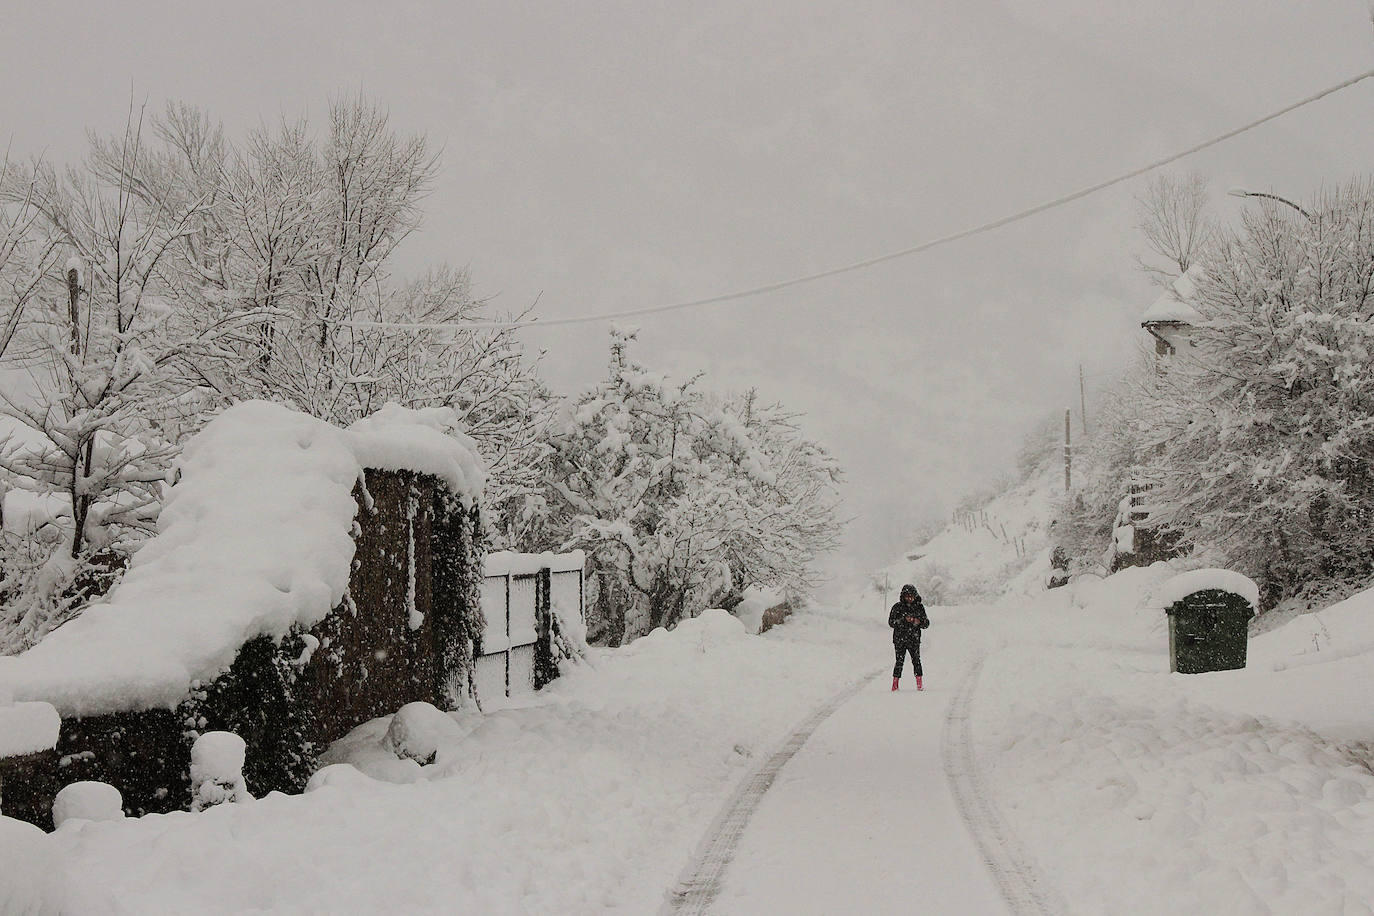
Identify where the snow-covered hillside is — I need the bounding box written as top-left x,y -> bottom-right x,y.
869,464 -> 1058,608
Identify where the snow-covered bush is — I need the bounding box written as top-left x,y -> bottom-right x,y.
541,328 -> 842,645
189,731 -> 250,812
51,781 -> 124,828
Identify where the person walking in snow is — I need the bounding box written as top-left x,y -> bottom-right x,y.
890,583 -> 930,691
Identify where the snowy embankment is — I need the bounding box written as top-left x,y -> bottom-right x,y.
24,609 -> 879,914
871,465 -> 1055,608
975,565 -> 1374,914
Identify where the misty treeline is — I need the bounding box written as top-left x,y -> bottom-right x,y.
0,98 -> 842,652
1055,173 -> 1374,611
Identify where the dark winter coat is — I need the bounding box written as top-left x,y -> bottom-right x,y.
889,598 -> 929,645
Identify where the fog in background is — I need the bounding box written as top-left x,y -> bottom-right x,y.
4,0 -> 1373,589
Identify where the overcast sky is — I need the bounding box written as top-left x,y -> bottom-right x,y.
3,0 -> 1373,584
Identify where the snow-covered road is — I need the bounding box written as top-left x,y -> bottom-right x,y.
711,610 -> 1019,915
10,565 -> 1374,914
712,671 -> 1011,914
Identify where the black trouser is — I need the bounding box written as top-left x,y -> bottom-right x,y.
893,640 -> 922,678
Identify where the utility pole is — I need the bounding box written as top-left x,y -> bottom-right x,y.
1079,364 -> 1088,436
1064,408 -> 1072,492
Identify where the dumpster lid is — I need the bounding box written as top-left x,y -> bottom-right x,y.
1154,568 -> 1259,611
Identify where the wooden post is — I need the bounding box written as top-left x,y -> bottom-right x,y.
1064,408 -> 1072,492
1079,364 -> 1089,435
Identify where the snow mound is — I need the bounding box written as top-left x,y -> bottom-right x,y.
632,608 -> 749,654
304,763 -> 377,794
383,702 -> 461,766
1151,568 -> 1259,611
52,781 -> 124,828
731,586 -> 784,635
0,400 -> 485,719
0,815 -> 68,913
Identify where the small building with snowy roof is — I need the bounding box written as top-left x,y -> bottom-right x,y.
1141,265 -> 1203,356
0,400 -> 499,828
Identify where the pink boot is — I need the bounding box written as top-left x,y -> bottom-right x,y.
891,677 -> 899,692
916,676 -> 924,691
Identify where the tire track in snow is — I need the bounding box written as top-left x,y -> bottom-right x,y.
660,669 -> 883,915
942,654 -> 1068,916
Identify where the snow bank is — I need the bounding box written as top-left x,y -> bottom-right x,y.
1249,584 -> 1374,672
47,609 -> 879,913
0,400 -> 485,719
52,782 -> 124,829
1151,568 -> 1259,611
870,464 -> 1056,609
0,815 -> 68,913
731,586 -> 785,634
0,700 -> 59,757
963,557 -> 1374,914
980,646 -> 1374,913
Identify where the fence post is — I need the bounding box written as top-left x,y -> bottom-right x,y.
533,567 -> 558,689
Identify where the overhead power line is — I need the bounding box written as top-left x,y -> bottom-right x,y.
340,67 -> 1374,334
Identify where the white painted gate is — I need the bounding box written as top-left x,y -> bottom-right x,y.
474,551 -> 584,707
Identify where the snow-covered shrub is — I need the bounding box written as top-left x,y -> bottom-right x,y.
51,781 -> 124,828
189,731 -> 250,812
542,328 -> 842,645
180,633 -> 318,801
382,702 -> 459,766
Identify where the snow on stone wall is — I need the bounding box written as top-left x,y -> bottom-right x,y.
0,400 -> 485,720
0,700 -> 59,758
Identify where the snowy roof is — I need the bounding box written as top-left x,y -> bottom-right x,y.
1141,265 -> 1203,326
0,400 -> 486,720
1152,568 -> 1259,611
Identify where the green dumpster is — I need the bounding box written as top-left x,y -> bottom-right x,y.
1165,588 -> 1254,674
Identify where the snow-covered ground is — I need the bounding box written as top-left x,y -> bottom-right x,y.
6,556 -> 1374,913
6,608 -> 880,914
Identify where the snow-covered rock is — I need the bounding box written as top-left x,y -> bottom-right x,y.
52,782 -> 124,828
383,702 -> 461,766
730,586 -> 785,635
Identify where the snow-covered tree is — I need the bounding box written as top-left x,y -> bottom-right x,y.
1135,172 -> 1213,285
0,109 -> 272,650
546,329 -> 843,644
1135,181 -> 1374,605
